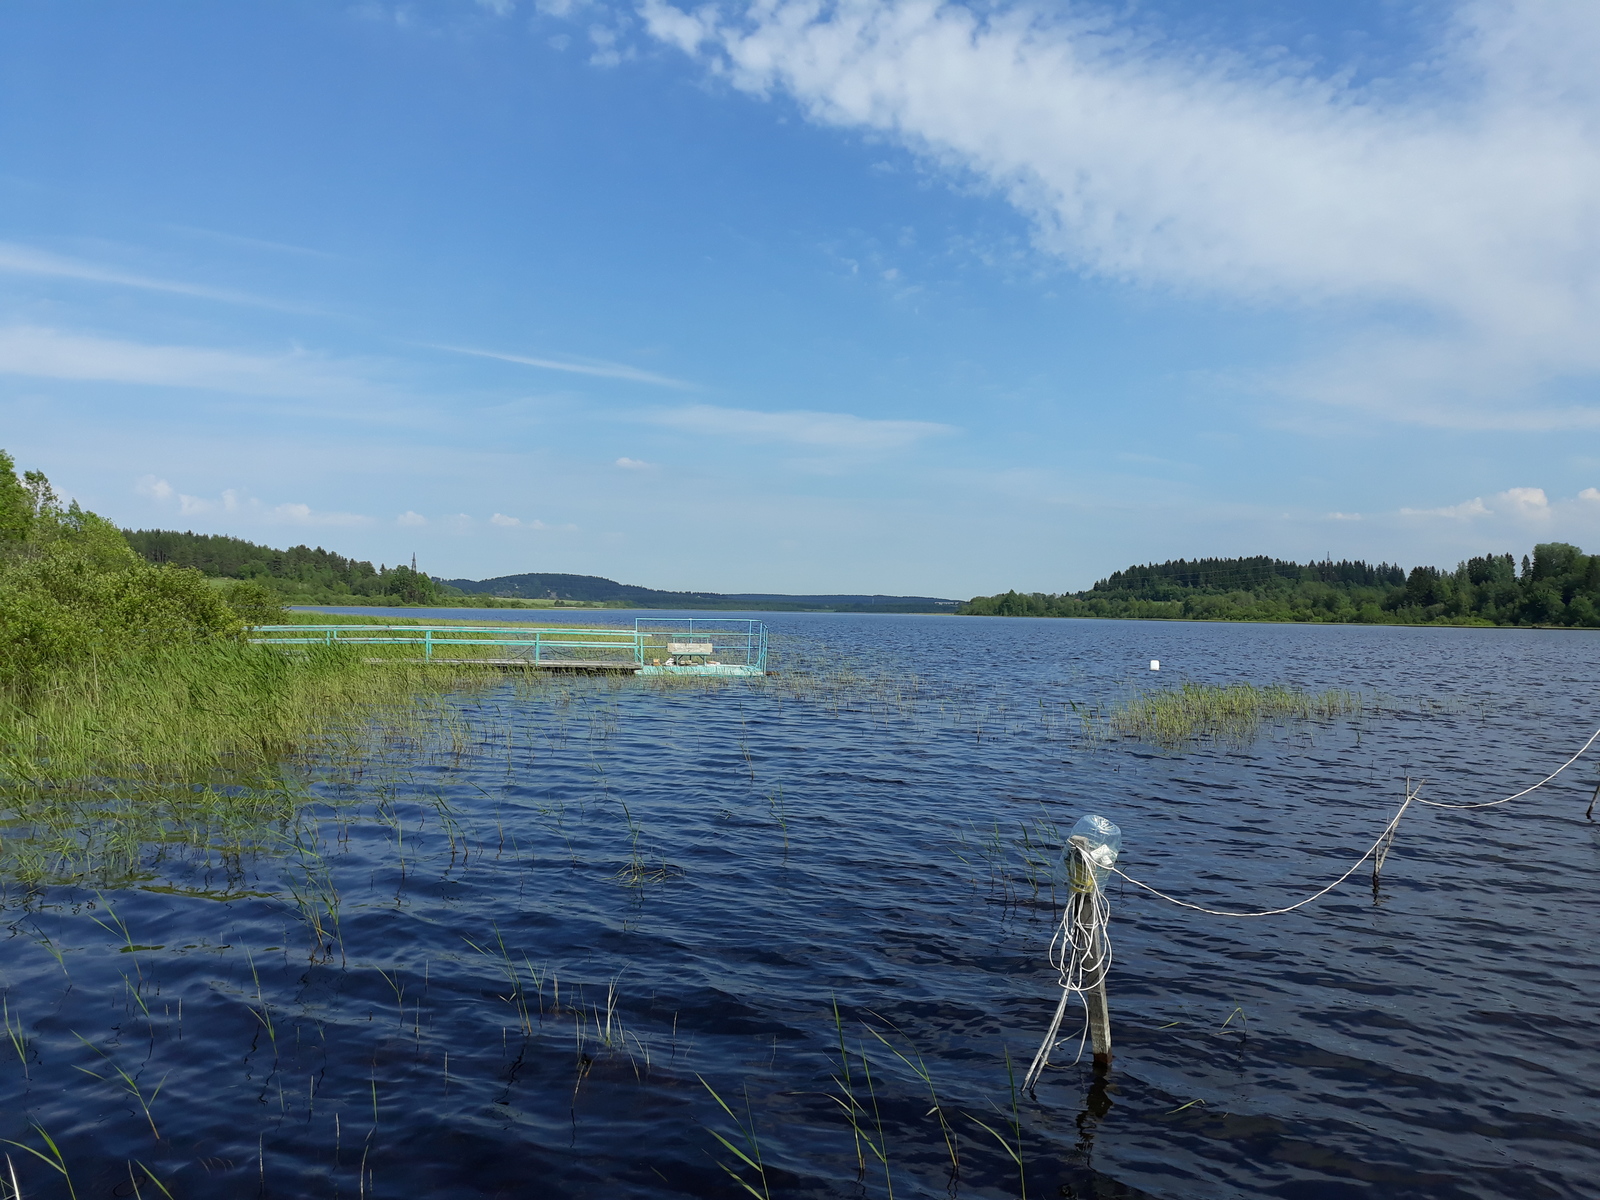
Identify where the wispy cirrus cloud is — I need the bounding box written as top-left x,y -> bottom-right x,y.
0,325 -> 383,399
0,241 -> 309,310
638,0 -> 1600,429
432,343 -> 694,389
639,402 -> 957,450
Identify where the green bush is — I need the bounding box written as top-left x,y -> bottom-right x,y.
0,491 -> 241,694
221,580 -> 287,626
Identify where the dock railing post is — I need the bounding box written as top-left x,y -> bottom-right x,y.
425,629 -> 433,662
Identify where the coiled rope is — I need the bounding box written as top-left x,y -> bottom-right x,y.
1023,838 -> 1113,1089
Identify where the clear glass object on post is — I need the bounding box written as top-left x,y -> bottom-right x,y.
1066,813 -> 1121,892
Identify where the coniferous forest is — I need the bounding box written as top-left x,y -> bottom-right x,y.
122,528 -> 450,606
961,547 -> 1600,627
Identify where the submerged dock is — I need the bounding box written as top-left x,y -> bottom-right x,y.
248,617 -> 768,676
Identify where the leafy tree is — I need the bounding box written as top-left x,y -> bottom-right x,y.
0,450 -> 241,693
962,546 -> 1600,629
0,450 -> 31,543
221,581 -> 287,626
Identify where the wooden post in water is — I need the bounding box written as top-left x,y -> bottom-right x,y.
1070,818 -> 1119,1068
1024,815 -> 1120,1091
1085,955 -> 1113,1066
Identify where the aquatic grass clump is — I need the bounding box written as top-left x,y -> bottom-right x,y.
0,638 -> 508,886
1103,681 -> 1365,748
0,643 -> 481,790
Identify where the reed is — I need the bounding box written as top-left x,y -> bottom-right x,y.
3,1125 -> 76,1200
965,1049 -> 1026,1200
0,641 -> 488,790
3,1000 -> 28,1080
72,1034 -> 166,1139
697,1076 -> 773,1200
863,1016 -> 959,1180
1100,680 -> 1365,748
0,637 -> 513,887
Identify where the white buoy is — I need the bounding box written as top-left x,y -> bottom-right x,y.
1150,659 -> 1160,671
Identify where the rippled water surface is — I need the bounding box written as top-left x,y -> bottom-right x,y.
4,613 -> 1599,1199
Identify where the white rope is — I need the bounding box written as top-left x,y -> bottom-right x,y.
1023,723 -> 1600,1087
1412,723 -> 1600,809
1108,787 -> 1417,918
1023,843 -> 1112,1090
1110,721 -> 1600,917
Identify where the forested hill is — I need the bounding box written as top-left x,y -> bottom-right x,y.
122,529 -> 958,611
1094,555 -> 1405,594
961,545 -> 1599,627
445,571 -> 958,612
123,528 -> 443,604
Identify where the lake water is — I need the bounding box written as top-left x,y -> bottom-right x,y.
4,613 -> 1599,1199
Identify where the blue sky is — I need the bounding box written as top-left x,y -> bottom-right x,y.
2,0 -> 1599,595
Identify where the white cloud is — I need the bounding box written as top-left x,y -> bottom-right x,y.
639,0 -> 1600,427
1581,488 -> 1600,502
1400,486 -> 1551,521
268,503 -> 368,527
1499,486 -> 1551,517
0,325 -> 382,399
640,402 -> 957,450
136,475 -> 367,526
1401,497 -> 1493,519
615,456 -> 652,469
397,510 -> 428,526
165,225 -> 335,259
0,242 -> 302,310
1326,512 -> 1362,521
134,474 -> 239,516
431,343 -> 693,389
489,512 -> 553,529
135,475 -> 174,501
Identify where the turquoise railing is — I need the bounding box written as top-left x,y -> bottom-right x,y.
633,618 -> 767,671
247,625 -> 644,664
247,619 -> 769,671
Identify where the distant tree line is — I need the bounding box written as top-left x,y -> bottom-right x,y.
123,528 -> 445,605
961,546 -> 1600,627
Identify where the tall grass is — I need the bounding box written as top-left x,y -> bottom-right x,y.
1102,680 -> 1364,748
0,640 -> 497,885
0,643 -> 473,788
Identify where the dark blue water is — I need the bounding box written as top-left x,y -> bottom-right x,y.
4,615 -> 1599,1199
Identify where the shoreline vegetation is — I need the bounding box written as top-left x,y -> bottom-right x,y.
1,442 -> 1396,889
961,549 -> 1600,628
0,451 -> 503,815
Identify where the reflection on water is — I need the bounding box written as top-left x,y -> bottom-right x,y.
2,614 -> 1599,1200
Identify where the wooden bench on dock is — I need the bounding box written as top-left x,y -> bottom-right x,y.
669,641 -> 715,666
